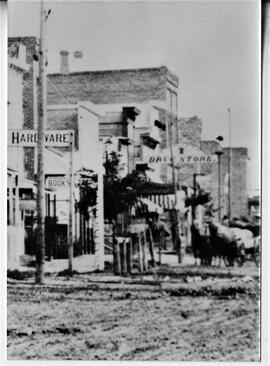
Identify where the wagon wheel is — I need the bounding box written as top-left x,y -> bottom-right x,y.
223,256 -> 234,267
253,249 -> 260,267
236,255 -> 245,267
236,244 -> 246,267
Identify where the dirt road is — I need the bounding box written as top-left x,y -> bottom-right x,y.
7,270 -> 260,361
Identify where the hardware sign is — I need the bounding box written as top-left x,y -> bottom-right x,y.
8,129 -> 73,147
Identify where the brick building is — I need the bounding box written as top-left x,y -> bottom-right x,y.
200,142 -> 248,219
8,37 -> 39,180
47,56 -> 179,148
47,56 -> 180,184
177,116 -> 202,148
173,117 -> 249,219
7,39 -> 56,268
9,39 -> 248,221
99,106 -> 140,176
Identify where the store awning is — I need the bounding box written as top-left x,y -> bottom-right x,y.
137,181 -> 174,196
19,178 -> 37,193
140,197 -> 163,214
145,170 -> 164,184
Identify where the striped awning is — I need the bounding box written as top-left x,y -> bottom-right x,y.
144,194 -> 176,210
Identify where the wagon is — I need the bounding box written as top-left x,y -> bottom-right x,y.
236,235 -> 260,267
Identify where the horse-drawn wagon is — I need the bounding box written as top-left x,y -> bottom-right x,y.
190,212 -> 260,267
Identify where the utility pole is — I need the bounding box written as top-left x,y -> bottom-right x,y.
68,131 -> 74,275
215,151 -> 223,222
36,0 -> 46,284
168,113 -> 181,263
228,107 -> 232,220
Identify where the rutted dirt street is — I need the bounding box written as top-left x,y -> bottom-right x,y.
7,264 -> 260,361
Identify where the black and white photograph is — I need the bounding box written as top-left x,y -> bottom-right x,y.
4,0 -> 262,362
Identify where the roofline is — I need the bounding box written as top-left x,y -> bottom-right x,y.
47,102 -> 102,117
47,104 -> 76,110
47,65 -> 178,80
201,140 -> 248,151
48,66 -> 163,76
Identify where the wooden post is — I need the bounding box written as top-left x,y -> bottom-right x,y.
113,239 -> 121,275
159,230 -> 163,266
113,222 -> 121,275
53,194 -> 56,259
126,237 -> 132,273
74,201 -> 77,250
120,239 -> 127,274
137,233 -> 143,272
142,230 -> 148,271
148,228 -> 156,267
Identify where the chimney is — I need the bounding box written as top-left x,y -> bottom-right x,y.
60,50 -> 69,74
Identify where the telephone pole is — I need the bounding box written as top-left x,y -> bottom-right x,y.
35,0 -> 46,284
168,115 -> 181,263
228,107 -> 232,220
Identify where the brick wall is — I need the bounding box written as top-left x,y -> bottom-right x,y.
222,147 -> 248,219
177,116 -> 202,148
47,66 -> 178,105
47,108 -> 78,149
200,141 -> 248,218
8,37 -> 38,179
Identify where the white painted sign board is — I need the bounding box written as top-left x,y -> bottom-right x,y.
147,154 -> 218,164
45,176 -> 70,189
8,129 -> 73,147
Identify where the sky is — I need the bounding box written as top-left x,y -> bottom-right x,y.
8,0 -> 260,191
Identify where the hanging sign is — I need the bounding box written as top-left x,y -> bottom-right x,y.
8,129 -> 73,147
45,176 -> 70,189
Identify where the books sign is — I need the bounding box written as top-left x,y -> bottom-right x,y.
8,129 -> 73,147
45,176 -> 70,189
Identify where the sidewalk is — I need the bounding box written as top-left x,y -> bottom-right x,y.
13,252 -> 194,274
10,251 -> 258,278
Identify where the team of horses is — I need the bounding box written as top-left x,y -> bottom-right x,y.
190,216 -> 260,267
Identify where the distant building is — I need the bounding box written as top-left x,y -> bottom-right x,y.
46,102 -> 104,268
177,116 -> 202,148
248,195 -> 260,223
47,56 -> 180,185
98,106 -> 140,176
200,141 -> 249,219
47,54 -> 179,149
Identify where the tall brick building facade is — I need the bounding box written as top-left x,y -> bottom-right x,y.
47,62 -> 180,184
47,64 -> 179,148
47,66 -> 178,105
174,117 -> 249,219
200,141 -> 248,219
8,37 -> 39,179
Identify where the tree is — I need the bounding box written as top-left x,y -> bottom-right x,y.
185,186 -> 212,210
103,152 -> 143,222
76,170 -> 98,220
